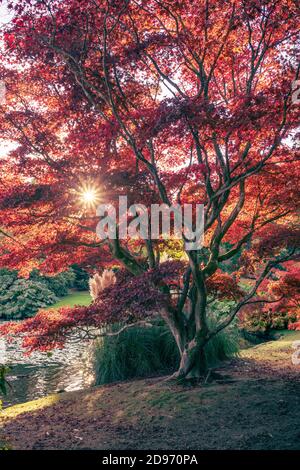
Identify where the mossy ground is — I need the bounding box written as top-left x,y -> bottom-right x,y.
1,331 -> 299,450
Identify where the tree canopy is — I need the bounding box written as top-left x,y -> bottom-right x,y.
0,0 -> 299,378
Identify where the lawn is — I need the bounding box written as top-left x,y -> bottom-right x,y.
49,291 -> 92,309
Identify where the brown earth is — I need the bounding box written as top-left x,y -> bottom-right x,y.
1,331 -> 299,450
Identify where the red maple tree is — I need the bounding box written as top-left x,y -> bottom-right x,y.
0,0 -> 299,378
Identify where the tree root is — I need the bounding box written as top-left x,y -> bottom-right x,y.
162,369 -> 236,386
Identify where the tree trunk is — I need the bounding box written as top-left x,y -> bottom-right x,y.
175,339 -> 208,380
160,307 -> 208,381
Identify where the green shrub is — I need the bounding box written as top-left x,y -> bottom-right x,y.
71,264 -> 90,291
92,317 -> 239,385
0,268 -> 18,295
0,365 -> 11,396
93,323 -> 179,385
240,306 -> 297,337
29,268 -> 76,296
0,278 -> 57,319
205,319 -> 240,366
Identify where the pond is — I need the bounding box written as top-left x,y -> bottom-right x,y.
0,331 -> 95,408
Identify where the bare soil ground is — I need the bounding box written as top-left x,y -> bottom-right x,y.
1,331 -> 299,450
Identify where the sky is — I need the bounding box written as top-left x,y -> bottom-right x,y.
0,2 -> 13,27
0,2 -> 15,158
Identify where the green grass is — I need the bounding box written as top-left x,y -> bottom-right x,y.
240,329 -> 300,363
93,319 -> 239,385
276,329 -> 300,341
48,290 -> 91,309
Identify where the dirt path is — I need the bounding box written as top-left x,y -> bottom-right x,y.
1,331 -> 299,450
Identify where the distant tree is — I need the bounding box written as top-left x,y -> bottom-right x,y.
71,265 -> 90,291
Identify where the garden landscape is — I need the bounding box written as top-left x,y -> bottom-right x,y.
0,0 -> 299,456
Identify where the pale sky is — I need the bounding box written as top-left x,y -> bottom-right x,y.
0,2 -> 15,160
0,2 -> 13,27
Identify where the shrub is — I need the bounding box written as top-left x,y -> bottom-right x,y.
289,319 -> 300,331
45,270 -> 76,296
0,268 -> 18,295
29,268 -> 76,297
0,278 -> 57,320
0,365 -> 11,396
92,318 -> 239,385
93,323 -> 178,385
239,305 -> 297,337
205,320 -> 240,366
71,264 -> 90,291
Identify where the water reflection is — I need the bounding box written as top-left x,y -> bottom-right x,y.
0,331 -> 95,407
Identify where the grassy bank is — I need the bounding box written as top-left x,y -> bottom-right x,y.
1,331 -> 299,450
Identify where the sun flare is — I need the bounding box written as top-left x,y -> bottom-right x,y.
82,188 -> 97,203
78,183 -> 102,207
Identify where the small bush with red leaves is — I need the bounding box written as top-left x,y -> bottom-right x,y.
240,305 -> 297,336
289,320 -> 300,331
240,264 -> 300,335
